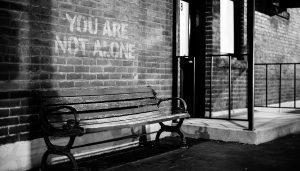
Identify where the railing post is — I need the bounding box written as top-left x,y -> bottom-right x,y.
266,64 -> 268,107
295,64 -> 297,108
172,0 -> 178,111
210,56 -> 213,118
228,55 -> 232,119
247,0 -> 255,131
279,64 -> 282,107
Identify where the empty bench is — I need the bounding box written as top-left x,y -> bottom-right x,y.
35,86 -> 190,170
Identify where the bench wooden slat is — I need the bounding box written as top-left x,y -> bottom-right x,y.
48,105 -> 159,123
49,111 -> 161,129
80,111 -> 161,125
83,113 -> 189,133
48,99 -> 157,112
39,87 -> 153,97
79,105 -> 158,120
43,92 -> 154,106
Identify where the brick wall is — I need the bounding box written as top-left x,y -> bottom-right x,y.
254,7 -> 300,106
0,0 -> 174,146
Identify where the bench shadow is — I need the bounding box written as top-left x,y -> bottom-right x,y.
44,136 -> 209,171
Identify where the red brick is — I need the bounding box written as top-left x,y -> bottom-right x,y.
59,66 -> 74,72
67,58 -> 82,65
0,99 -> 20,108
75,6 -> 89,14
104,81 -> 116,86
59,3 -> 75,11
41,82 -> 53,89
90,80 -> 104,86
104,67 -> 116,73
90,66 -> 103,73
123,61 -> 133,66
20,115 -> 39,124
83,74 -> 96,80
0,117 -> 19,126
0,127 -> 8,136
75,66 -> 89,72
9,124 -> 30,134
0,109 -> 9,118
110,74 -> 122,79
10,107 -> 30,116
116,81 -> 127,86
0,134 -> 19,145
20,132 -> 42,141
51,73 -> 66,80
59,81 -> 75,88
97,74 -> 109,80
75,81 -> 90,87
67,73 -> 82,80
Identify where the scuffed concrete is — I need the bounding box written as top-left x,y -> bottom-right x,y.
181,110 -> 300,145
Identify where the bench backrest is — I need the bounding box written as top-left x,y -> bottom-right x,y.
37,86 -> 160,123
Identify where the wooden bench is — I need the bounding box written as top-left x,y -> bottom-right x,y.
35,86 -> 190,170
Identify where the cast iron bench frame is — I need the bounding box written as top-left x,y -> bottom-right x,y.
35,86 -> 189,170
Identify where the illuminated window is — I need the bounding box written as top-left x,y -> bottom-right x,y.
220,0 -> 234,54
179,0 -> 190,56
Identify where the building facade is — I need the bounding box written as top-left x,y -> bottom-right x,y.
0,0 -> 299,170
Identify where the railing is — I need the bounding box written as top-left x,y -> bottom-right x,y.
207,54 -> 249,122
254,63 -> 300,109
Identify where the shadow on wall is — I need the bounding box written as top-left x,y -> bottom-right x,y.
0,0 -> 55,170
28,0 -> 56,168
0,0 -> 20,81
255,0 -> 277,16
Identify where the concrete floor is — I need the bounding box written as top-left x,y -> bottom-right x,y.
43,133 -> 300,171
105,133 -> 300,171
182,107 -> 300,144
37,107 -> 300,170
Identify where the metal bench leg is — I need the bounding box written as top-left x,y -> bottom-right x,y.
41,150 -> 51,171
42,135 -> 78,170
40,149 -> 78,171
155,119 -> 188,147
63,151 -> 79,171
139,125 -> 149,146
175,129 -> 188,148
155,128 -> 164,145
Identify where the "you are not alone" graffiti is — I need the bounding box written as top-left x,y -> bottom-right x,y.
55,13 -> 135,59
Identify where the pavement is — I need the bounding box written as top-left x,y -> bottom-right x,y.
182,109 -> 300,144
45,132 -> 300,171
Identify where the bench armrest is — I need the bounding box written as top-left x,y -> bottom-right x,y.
40,105 -> 82,136
47,105 -> 80,124
157,97 -> 188,113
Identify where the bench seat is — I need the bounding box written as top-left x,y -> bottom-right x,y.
35,86 -> 189,170
82,112 -> 189,133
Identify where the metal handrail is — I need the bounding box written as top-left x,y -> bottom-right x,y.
254,63 -> 299,109
206,54 -> 248,121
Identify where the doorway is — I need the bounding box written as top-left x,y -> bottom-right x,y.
177,0 -> 206,118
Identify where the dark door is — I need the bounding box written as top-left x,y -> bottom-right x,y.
178,0 -> 206,118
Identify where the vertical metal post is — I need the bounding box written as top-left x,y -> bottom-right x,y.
193,56 -> 196,117
279,64 -> 282,108
228,55 -> 232,119
172,0 -> 178,110
209,56 -> 213,118
247,0 -> 255,131
266,64 -> 268,107
294,64 -> 297,108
